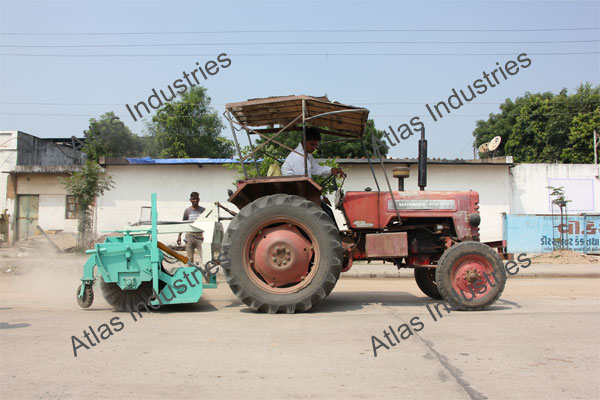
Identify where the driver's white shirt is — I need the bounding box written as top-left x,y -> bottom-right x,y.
281,143 -> 332,177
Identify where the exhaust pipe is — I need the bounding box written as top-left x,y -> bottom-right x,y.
418,130 -> 427,191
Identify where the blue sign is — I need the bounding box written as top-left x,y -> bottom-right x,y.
503,214 -> 600,254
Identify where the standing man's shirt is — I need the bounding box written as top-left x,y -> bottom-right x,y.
281,143 -> 332,177
183,206 -> 205,222
184,205 -> 205,242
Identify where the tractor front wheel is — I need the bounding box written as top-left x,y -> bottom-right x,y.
222,194 -> 342,313
414,267 -> 442,300
435,241 -> 506,311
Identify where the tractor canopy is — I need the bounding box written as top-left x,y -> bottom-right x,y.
225,95 -> 370,139
223,95 -> 370,208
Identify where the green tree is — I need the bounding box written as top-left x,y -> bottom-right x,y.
560,109 -> 600,163
473,83 -> 600,163
60,161 -> 114,250
83,111 -> 145,162
148,86 -> 234,158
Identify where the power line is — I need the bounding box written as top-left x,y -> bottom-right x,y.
1,27 -> 598,35
457,138 -> 476,158
5,101 -> 599,106
1,102 -> 136,106
1,112 -> 594,118
2,39 -> 598,48
1,52 -> 598,57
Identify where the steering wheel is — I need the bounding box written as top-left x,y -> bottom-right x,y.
320,174 -> 338,192
334,175 -> 346,209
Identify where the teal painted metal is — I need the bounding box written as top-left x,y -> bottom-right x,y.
204,273 -> 218,289
150,193 -> 161,305
156,267 -> 203,304
503,214 -> 600,254
83,234 -> 157,290
77,193 -> 214,308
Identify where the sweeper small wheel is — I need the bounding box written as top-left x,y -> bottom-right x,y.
76,284 -> 94,308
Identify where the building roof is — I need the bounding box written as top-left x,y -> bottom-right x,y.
335,156 -> 514,165
126,156 -> 241,164
12,165 -> 83,174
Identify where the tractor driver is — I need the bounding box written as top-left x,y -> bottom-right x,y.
281,127 -> 345,178
281,127 -> 345,222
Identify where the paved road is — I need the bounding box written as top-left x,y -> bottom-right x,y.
343,261 -> 600,279
1,264 -> 599,400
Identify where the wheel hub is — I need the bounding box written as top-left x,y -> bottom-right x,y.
464,269 -> 481,283
251,225 -> 313,286
452,256 -> 493,299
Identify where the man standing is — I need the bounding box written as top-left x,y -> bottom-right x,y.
177,191 -> 205,264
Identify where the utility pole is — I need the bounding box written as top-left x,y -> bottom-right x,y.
595,129 -> 598,165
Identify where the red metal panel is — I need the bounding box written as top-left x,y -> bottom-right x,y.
341,192 -> 381,229
342,190 -> 480,241
229,176 -> 322,209
365,232 -> 408,258
378,191 -> 479,240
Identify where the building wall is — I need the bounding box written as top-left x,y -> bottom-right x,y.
16,173 -> 78,233
97,164 -> 238,243
99,162 -> 510,243
0,131 -> 18,212
0,131 -> 18,243
504,214 -> 600,254
509,164 -> 600,214
16,132 -> 85,166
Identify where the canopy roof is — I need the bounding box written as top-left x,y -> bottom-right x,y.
225,95 -> 370,138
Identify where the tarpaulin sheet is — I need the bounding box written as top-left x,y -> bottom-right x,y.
126,157 -> 254,164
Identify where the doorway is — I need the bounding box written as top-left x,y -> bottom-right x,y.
17,195 -> 39,240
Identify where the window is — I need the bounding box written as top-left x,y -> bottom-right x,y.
66,195 -> 79,219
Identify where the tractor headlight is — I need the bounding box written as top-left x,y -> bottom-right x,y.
468,213 -> 481,227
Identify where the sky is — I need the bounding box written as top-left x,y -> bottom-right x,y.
0,0 -> 598,159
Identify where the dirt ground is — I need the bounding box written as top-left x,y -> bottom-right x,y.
530,250 -> 600,264
1,246 -> 599,399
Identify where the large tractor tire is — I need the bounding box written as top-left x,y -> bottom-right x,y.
414,267 -> 442,300
222,194 -> 343,314
435,241 -> 507,311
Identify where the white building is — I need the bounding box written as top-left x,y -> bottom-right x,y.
2,131 -> 599,250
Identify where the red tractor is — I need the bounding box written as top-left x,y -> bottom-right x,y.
221,95 -> 506,313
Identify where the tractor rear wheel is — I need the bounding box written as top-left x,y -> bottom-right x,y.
435,241 -> 506,311
414,267 -> 442,300
222,194 -> 343,313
